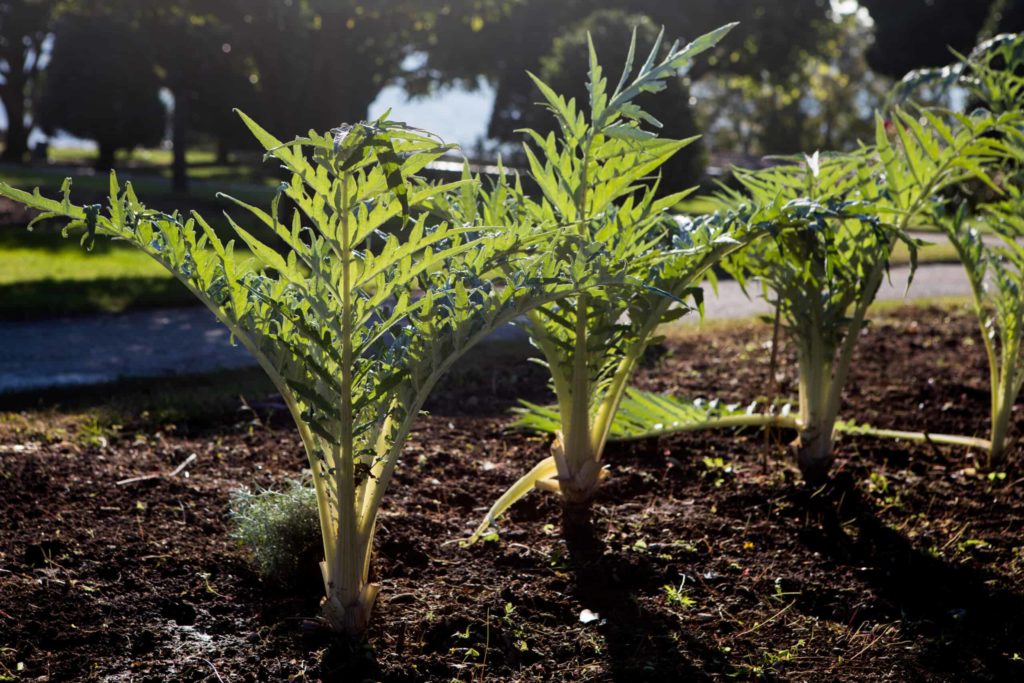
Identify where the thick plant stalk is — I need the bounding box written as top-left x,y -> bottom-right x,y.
558,293 -> 599,504
542,286 -> 672,504
989,358 -> 1020,465
990,400 -> 1012,465
794,320 -> 836,482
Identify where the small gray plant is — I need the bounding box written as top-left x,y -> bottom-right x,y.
229,479 -> 320,586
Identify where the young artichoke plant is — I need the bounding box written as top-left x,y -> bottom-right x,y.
0,113 -> 603,635
715,105 -> 1020,482
453,23 -> 790,541
895,32 -> 1024,465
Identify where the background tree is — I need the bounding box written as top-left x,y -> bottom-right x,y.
697,12 -> 886,156
214,0 -> 454,138
37,14 -> 164,171
132,0 -> 440,190
135,3 -> 247,192
861,0 -> 1024,78
0,0 -> 56,162
406,0 -> 835,175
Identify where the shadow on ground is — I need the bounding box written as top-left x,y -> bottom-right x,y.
797,473 -> 1024,680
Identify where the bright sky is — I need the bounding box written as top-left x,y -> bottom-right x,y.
368,81 -> 495,150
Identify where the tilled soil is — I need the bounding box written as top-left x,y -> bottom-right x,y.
1,305 -> 1022,682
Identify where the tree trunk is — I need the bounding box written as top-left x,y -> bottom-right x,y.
215,137 -> 230,165
171,87 -> 189,194
1,78 -> 30,164
96,142 -> 117,171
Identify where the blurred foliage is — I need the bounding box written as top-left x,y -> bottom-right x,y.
409,0 -> 835,162
697,13 -> 887,156
37,13 -> 164,170
7,0 -> 1024,184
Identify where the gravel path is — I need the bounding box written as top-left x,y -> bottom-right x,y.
0,263 -> 971,394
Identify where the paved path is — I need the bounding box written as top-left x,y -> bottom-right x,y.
0,263 -> 971,394
0,308 -> 253,393
689,262 -> 970,322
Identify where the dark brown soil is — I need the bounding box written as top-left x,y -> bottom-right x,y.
1,305 -> 1022,682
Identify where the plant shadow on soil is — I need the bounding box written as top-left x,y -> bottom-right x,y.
561,508 -> 731,681
795,473 -> 1024,681
306,509 -> 734,681
291,464 -> 1024,682
331,474 -> 1021,680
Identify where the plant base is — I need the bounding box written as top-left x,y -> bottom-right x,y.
793,430 -> 834,485
561,501 -> 603,558
321,582 -> 380,637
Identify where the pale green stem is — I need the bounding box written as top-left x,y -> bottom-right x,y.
797,324 -> 833,440
322,170 -> 371,632
990,362 -> 1017,464
950,234 -> 1005,466
591,299 -> 672,457
557,134 -> 602,501
525,309 -> 574,408
841,425 -> 992,451
625,412 -> 992,451
562,298 -> 594,497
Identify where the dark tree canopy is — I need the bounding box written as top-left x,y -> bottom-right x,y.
695,12 -> 887,157
38,14 -> 164,170
208,1 -> 458,137
405,0 -> 834,168
15,0 -> 1024,191
861,0 -> 1024,78
26,0 -> 451,187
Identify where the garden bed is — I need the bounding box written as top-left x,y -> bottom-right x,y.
1,305 -> 1022,681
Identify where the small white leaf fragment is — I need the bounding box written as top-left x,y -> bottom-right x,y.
579,609 -> 600,624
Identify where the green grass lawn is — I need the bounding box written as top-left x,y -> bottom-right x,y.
889,238 -> 960,265
0,228 -> 266,319
0,226 -> 962,321
0,231 -> 194,319
0,232 -> 171,285
47,145 -> 219,167
676,196 -> 722,215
